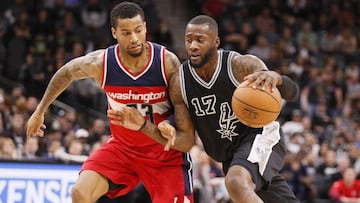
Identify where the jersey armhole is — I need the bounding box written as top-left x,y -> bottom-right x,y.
161,47 -> 168,86
100,49 -> 108,89
179,65 -> 189,107
227,51 -> 240,87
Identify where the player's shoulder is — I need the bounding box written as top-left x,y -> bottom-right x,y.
230,52 -> 265,68
85,49 -> 106,59
163,49 -> 181,78
229,51 -> 254,61
79,49 -> 106,69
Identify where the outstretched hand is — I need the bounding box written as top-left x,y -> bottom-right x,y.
158,120 -> 176,151
107,107 -> 146,131
243,70 -> 281,92
26,112 -> 46,141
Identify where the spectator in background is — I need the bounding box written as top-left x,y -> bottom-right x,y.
0,134 -> 17,159
9,112 -> 26,154
316,149 -> 338,199
200,0 -> 230,20
22,136 -> 39,159
41,138 -> 62,160
335,27 -> 357,66
282,109 -> 305,138
247,35 -> 271,61
0,89 -> 11,132
87,118 -> 107,146
296,21 -> 318,53
220,19 -> 243,52
4,10 -> 30,81
80,0 -> 108,46
281,153 -> 315,202
0,13 -> 6,75
19,53 -> 48,98
328,167 -> 360,203
74,128 -> 90,155
31,8 -> 54,39
190,142 -> 213,203
55,138 -> 88,163
152,19 -> 174,51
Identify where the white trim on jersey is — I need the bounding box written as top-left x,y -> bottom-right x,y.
179,65 -> 189,108
185,152 -> 194,194
113,43 -> 154,80
227,51 -> 240,87
188,50 -> 223,89
160,46 -> 168,86
101,48 -> 109,89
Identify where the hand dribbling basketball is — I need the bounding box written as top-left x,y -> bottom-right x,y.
232,72 -> 282,128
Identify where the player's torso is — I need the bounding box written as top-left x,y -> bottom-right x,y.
102,42 -> 171,147
180,50 -> 257,161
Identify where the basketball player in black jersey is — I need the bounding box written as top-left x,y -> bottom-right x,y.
157,15 -> 301,203
114,15 -> 300,202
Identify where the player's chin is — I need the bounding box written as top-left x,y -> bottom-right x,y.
129,50 -> 143,57
128,46 -> 143,57
190,60 -> 203,69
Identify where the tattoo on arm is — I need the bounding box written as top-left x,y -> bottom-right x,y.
84,50 -> 103,68
232,54 -> 267,83
165,51 -> 181,80
36,65 -> 73,113
37,50 -> 104,113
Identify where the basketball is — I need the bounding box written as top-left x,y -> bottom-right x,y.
231,81 -> 282,128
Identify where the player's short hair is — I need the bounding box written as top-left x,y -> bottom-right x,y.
188,15 -> 218,35
110,2 -> 145,27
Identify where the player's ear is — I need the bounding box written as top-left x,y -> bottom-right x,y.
144,22 -> 147,33
215,36 -> 220,48
111,27 -> 117,39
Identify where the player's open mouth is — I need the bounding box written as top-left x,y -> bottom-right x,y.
190,54 -> 200,60
130,45 -> 142,51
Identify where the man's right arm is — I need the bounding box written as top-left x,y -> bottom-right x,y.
37,50 -> 104,113
161,71 -> 196,152
26,50 -> 104,140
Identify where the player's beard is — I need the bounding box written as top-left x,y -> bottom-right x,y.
189,48 -> 216,69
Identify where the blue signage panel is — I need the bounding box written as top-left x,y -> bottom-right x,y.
0,162 -> 81,203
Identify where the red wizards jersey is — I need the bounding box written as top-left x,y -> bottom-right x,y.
101,42 -> 171,148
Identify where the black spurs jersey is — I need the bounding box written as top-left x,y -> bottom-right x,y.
179,50 -> 262,162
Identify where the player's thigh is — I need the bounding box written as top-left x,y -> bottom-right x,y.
74,170 -> 109,198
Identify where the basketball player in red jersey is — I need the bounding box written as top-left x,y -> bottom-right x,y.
26,2 -> 193,203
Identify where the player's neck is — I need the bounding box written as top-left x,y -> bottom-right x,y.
195,52 -> 219,82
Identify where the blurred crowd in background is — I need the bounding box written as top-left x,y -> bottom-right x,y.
1,0 -> 360,203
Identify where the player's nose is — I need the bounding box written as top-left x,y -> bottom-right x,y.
189,41 -> 199,51
130,32 -> 139,43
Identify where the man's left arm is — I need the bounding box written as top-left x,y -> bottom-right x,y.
232,53 -> 299,102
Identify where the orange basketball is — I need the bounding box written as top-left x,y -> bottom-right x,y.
231,81 -> 282,128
